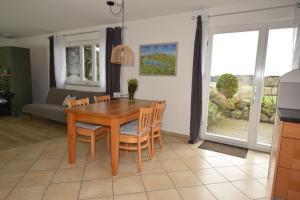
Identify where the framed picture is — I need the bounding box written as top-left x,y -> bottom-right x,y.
139,42 -> 177,76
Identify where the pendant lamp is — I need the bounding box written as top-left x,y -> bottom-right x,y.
107,0 -> 134,65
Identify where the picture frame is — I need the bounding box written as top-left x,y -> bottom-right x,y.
139,42 -> 178,76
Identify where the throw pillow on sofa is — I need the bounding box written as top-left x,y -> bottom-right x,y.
62,94 -> 76,106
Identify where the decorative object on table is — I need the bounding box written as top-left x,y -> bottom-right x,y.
107,0 -> 134,65
139,42 -> 177,76
128,78 -> 138,103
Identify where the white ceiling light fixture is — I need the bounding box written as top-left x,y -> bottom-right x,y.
107,0 -> 135,65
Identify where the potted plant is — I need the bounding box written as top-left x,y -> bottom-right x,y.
128,78 -> 138,102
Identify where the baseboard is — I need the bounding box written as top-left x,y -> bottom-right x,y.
162,130 -> 189,139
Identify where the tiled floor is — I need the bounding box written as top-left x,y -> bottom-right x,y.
0,133 -> 271,200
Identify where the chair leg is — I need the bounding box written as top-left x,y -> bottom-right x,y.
158,131 -> 163,149
147,139 -> 152,160
91,134 -> 96,160
151,132 -> 155,155
137,137 -> 142,173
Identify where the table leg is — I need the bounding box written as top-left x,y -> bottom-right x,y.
110,118 -> 120,176
67,112 -> 76,164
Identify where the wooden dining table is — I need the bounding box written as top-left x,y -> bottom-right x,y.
65,98 -> 155,176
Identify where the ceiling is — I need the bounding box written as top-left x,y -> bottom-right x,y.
0,0 -> 269,38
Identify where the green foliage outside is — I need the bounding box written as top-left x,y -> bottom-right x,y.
216,73 -> 239,99
208,101 -> 222,127
140,53 -> 176,75
84,46 -> 92,81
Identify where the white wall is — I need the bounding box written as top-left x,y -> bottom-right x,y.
13,35 -> 50,103
12,1 -> 295,135
0,37 -> 14,46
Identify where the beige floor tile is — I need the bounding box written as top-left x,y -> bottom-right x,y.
233,180 -> 270,199
204,156 -> 232,167
17,170 -> 55,187
193,149 -> 220,157
237,164 -> 268,178
223,155 -> 254,165
140,160 -> 165,175
0,173 -> 25,189
43,182 -> 81,200
30,159 -> 61,171
156,151 -> 179,160
118,163 -> 139,177
59,157 -> 86,169
0,188 -> 11,200
86,158 -> 111,167
142,173 -> 174,191
174,149 -> 198,158
114,192 -> 148,200
207,182 -> 249,200
79,179 -> 113,199
0,161 -> 33,174
119,153 -> 136,164
161,159 -> 188,172
7,185 -> 47,200
178,186 -> 216,200
256,178 -> 270,187
182,157 -> 211,170
216,166 -> 251,181
194,169 -> 227,184
147,189 -> 182,200
52,168 -> 84,183
113,176 -> 145,195
0,149 -> 19,162
40,149 -> 65,160
168,143 -> 191,151
168,171 -> 202,187
82,197 -> 113,200
83,166 -> 111,181
14,150 -> 43,161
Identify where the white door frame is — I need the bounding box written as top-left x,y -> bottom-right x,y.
201,21 -> 294,152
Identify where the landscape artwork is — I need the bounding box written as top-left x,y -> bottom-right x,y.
139,42 -> 177,76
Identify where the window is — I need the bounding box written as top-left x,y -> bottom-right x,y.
65,42 -> 101,86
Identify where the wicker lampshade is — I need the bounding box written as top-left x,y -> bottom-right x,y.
111,44 -> 135,65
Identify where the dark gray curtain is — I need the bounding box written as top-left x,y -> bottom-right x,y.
106,27 -> 122,96
49,36 -> 56,88
189,16 -> 203,144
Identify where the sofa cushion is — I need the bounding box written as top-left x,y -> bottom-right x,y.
23,103 -> 66,123
47,88 -> 70,104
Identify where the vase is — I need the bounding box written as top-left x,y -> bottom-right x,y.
128,85 -> 137,103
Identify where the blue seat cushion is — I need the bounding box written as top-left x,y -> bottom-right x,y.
76,122 -> 102,130
120,121 -> 138,136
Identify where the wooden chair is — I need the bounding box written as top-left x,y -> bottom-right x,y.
151,101 -> 166,155
119,107 -> 153,172
94,95 -> 111,103
67,98 -> 109,160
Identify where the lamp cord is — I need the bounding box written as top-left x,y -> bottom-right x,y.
109,0 -> 125,44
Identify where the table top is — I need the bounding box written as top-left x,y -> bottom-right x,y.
65,98 -> 156,118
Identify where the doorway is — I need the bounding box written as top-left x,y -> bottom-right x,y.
203,23 -> 294,152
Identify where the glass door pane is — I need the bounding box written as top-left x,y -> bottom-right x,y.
257,28 -> 294,145
207,31 -> 259,141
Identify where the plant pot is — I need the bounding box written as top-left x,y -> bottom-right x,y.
128,85 -> 137,103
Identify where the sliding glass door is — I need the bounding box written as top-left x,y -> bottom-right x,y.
203,23 -> 294,151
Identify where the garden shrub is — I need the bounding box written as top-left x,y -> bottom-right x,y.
208,101 -> 222,127
216,74 -> 239,99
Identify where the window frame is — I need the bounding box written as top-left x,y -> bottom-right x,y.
65,40 -> 102,87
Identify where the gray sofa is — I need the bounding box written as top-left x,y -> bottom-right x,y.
23,88 -> 106,123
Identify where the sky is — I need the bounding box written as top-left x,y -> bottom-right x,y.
140,43 -> 177,55
210,28 -> 294,77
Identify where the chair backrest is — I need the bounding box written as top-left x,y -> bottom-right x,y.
67,98 -> 89,108
152,100 -> 166,127
138,107 -> 154,135
94,95 -> 111,103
